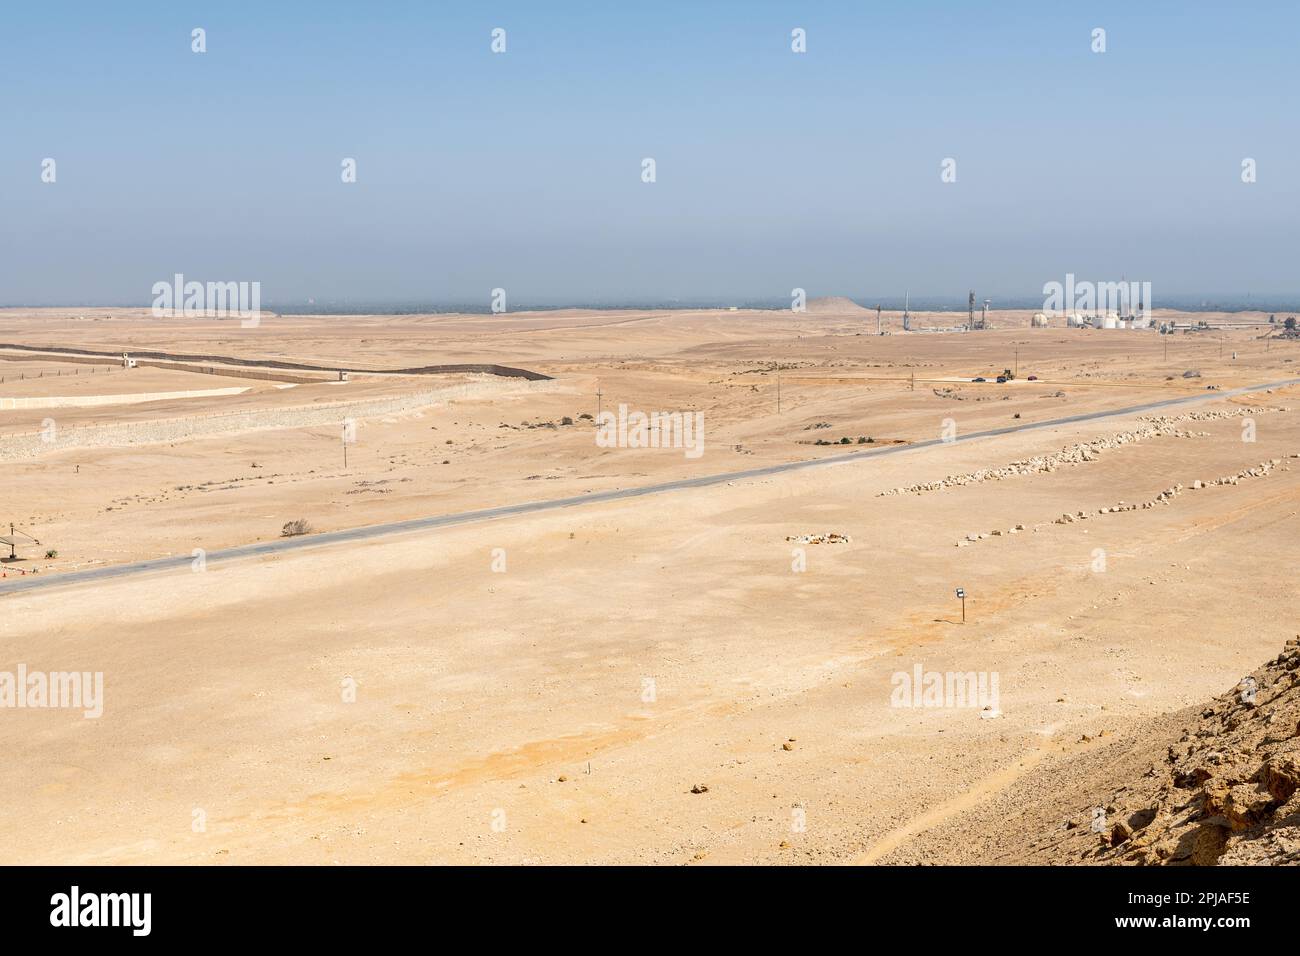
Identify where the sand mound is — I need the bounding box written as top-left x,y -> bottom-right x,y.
804,296 -> 872,315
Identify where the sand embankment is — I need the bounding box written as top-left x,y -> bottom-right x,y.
0,386 -> 252,411
0,377 -> 551,460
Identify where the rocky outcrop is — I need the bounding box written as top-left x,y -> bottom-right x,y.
1073,637 -> 1300,865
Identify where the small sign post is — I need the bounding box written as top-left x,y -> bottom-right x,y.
955,587 -> 966,623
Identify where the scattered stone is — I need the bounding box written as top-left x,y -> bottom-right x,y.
786,532 -> 851,545
1111,822 -> 1132,847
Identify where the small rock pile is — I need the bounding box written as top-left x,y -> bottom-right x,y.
786,532 -> 851,545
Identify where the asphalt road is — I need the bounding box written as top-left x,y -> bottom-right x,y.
3,376 -> 1295,597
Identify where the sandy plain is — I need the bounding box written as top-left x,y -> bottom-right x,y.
0,302 -> 1296,864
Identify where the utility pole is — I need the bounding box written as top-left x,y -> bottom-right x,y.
776,370 -> 782,414
1015,346 -> 1019,377
596,383 -> 603,421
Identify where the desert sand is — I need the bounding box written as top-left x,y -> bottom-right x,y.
0,301 -> 1296,864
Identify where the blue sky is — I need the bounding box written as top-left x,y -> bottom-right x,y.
2,1 -> 1297,306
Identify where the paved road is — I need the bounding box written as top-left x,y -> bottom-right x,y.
3,377 -> 1295,597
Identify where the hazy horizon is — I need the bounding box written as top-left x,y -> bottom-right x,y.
7,293 -> 1300,315
5,1 -> 1299,306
